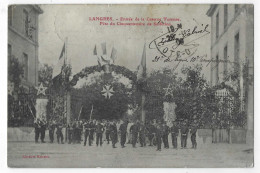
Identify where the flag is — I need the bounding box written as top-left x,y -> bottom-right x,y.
94,44 -> 102,66
93,45 -> 97,55
137,43 -> 146,80
94,42 -> 111,66
28,104 -> 35,118
52,43 -> 66,79
101,42 -> 107,55
110,47 -> 117,63
89,104 -> 93,120
100,56 -> 110,64
138,43 -> 147,122
78,106 -> 83,120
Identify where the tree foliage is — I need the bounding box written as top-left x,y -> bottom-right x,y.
46,64 -> 72,123
8,56 -> 24,89
38,64 -> 53,87
144,68 -> 180,121
8,56 -> 37,127
144,64 -> 246,129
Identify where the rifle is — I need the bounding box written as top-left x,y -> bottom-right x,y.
89,104 -> 93,120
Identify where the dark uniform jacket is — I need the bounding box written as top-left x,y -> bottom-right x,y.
83,122 -> 91,133
40,121 -> 47,130
34,121 -> 41,129
139,124 -> 147,135
95,124 -> 104,134
56,123 -> 63,134
162,125 -> 169,136
67,124 -> 73,131
119,123 -> 128,134
190,127 -> 197,135
148,124 -> 156,134
105,123 -> 110,133
49,123 -> 56,132
156,124 -> 163,137
89,122 -> 95,133
109,123 -> 118,141
109,124 -> 117,134
76,123 -> 82,136
130,124 -> 139,135
180,125 -> 189,136
170,126 -> 179,136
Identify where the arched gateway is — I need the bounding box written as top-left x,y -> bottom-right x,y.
67,64 -> 138,122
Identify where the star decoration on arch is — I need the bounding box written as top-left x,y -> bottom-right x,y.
35,83 -> 47,96
101,85 -> 114,99
163,84 -> 173,97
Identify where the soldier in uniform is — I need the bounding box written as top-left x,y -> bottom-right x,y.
56,122 -> 64,144
139,121 -> 146,147
180,121 -> 189,149
147,121 -> 157,146
162,121 -> 169,149
67,121 -> 74,144
190,121 -> 198,149
130,121 -> 139,148
89,120 -> 95,145
95,120 -> 104,146
83,120 -> 91,146
75,121 -> 82,144
40,118 -> 47,143
147,121 -> 153,146
127,121 -> 134,144
109,120 -> 118,148
119,120 -> 128,148
48,119 -> 56,143
156,121 -> 163,151
72,121 -> 77,144
105,120 -> 111,144
170,121 -> 179,149
79,121 -> 83,143
34,118 -> 41,143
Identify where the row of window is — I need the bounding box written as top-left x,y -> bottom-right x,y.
214,32 -> 240,83
8,6 -> 35,41
215,4 -> 240,40
8,44 -> 29,81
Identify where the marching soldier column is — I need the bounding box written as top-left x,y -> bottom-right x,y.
34,114 -> 199,152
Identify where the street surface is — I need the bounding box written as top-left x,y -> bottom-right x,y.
8,141 -> 253,168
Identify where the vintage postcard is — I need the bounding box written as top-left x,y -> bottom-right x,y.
7,4 -> 254,168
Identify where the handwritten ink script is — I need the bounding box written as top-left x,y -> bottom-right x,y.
149,23 -> 210,67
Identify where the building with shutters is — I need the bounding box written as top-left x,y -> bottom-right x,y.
8,5 -> 43,89
206,4 -> 253,145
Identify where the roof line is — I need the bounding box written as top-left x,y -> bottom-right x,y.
206,4 -> 217,16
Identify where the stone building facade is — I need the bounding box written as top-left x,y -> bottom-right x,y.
8,5 -> 43,88
207,4 -> 254,145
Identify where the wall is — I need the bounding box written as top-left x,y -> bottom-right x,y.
208,4 -> 254,146
244,5 -> 254,146
8,29 -> 38,86
8,5 -> 40,87
8,127 -> 66,142
212,129 -> 246,144
211,5 -> 248,87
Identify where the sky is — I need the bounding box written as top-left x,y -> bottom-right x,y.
38,4 -> 211,80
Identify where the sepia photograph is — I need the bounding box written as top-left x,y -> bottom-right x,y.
7,4 -> 254,168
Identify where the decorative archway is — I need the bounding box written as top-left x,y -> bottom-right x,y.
70,64 -> 137,86
69,64 -> 138,120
